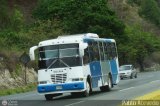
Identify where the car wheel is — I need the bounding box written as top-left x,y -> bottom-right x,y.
135,73 -> 137,78
130,74 -> 133,79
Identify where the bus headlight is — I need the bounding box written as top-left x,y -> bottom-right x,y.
39,81 -> 47,84
72,78 -> 83,81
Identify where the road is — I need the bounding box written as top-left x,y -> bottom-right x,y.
0,71 -> 160,106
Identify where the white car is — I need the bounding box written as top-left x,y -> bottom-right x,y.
119,65 -> 137,79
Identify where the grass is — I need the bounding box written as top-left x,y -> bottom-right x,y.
0,83 -> 37,96
134,90 -> 160,100
120,90 -> 160,106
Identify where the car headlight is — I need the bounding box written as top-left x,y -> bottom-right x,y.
127,72 -> 131,74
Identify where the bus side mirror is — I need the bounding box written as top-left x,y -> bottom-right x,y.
80,50 -> 84,56
79,43 -> 88,56
29,46 -> 38,60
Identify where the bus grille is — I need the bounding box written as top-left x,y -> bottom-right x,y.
51,73 -> 67,84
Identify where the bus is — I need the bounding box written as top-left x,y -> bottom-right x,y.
29,33 -> 120,100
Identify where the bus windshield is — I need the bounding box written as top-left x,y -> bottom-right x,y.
38,43 -> 82,69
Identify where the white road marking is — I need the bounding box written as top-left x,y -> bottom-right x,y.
147,75 -> 154,78
119,87 -> 135,92
150,80 -> 160,83
65,101 -> 85,106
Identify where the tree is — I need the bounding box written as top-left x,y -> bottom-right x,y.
120,25 -> 160,71
139,0 -> 160,27
33,0 -> 125,39
0,0 -> 10,30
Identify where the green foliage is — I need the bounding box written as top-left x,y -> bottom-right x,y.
0,5 -> 25,50
0,19 -> 64,51
127,0 -> 142,5
0,0 -> 10,30
119,25 -> 160,71
139,0 -> 160,27
0,2 -> 24,31
127,0 -> 160,28
0,83 -> 36,96
33,0 -> 125,38
11,8 -> 24,32
19,20 -> 64,49
0,0 -> 159,73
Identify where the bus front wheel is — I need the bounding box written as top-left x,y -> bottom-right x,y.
45,93 -> 62,100
83,81 -> 90,97
45,94 -> 53,101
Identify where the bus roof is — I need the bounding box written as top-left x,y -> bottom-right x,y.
83,38 -> 115,43
38,33 -> 115,47
57,33 -> 99,39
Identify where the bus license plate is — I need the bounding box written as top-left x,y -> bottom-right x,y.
56,86 -> 62,90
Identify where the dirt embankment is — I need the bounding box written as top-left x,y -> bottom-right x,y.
0,67 -> 37,89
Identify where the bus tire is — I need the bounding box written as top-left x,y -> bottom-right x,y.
106,75 -> 112,91
83,81 -> 90,97
100,86 -> 106,92
100,75 -> 112,92
45,94 -> 53,101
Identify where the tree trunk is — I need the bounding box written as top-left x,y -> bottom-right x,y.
137,58 -> 144,71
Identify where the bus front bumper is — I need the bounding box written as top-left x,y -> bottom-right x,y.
37,82 -> 84,93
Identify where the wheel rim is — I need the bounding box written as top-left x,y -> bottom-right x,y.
108,77 -> 111,88
86,81 -> 90,94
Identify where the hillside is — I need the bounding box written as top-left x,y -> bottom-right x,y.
108,0 -> 160,69
0,0 -> 160,91
7,0 -> 37,23
108,0 -> 160,36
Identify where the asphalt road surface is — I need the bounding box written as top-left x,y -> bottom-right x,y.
0,71 -> 160,106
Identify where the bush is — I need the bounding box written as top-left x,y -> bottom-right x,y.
33,0 -> 125,38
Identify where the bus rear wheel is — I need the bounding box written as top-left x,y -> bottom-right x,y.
106,75 -> 112,91
100,75 -> 112,92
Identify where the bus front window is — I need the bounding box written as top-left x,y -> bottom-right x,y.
38,43 -> 82,69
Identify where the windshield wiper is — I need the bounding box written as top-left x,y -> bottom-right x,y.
59,59 -> 70,67
46,59 -> 58,70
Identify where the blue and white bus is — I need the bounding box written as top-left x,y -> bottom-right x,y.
29,33 -> 120,100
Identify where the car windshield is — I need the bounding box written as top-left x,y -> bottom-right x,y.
120,65 -> 131,71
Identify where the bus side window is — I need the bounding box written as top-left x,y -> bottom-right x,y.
104,42 -> 108,60
111,43 -> 117,59
99,42 -> 104,61
83,48 -> 89,65
88,42 -> 94,62
93,42 -> 100,61
107,42 -> 112,60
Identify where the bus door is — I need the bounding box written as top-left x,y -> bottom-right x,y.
99,42 -> 111,86
108,43 -> 119,84
88,41 -> 102,88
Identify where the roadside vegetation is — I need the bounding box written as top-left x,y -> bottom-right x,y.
0,0 -> 160,94
0,83 -> 36,96
135,89 -> 160,100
